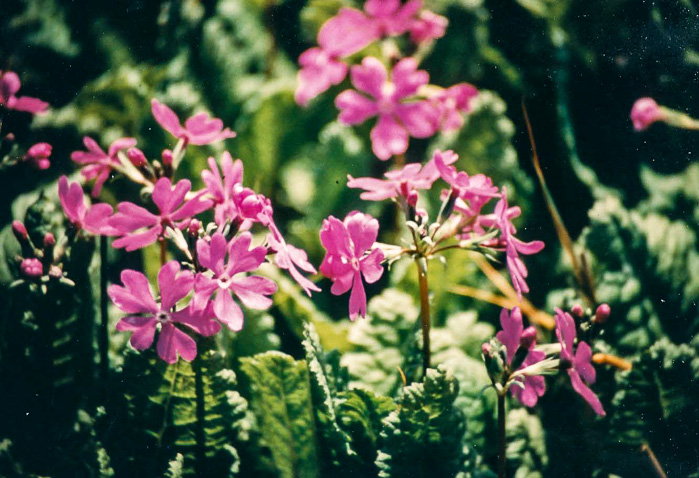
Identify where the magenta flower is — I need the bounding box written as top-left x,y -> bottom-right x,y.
193,232 -> 277,331
496,307 -> 546,407
434,149 -> 499,215
267,224 -> 320,296
110,261 -> 221,364
109,177 -> 213,251
487,189 -> 544,298
0,71 -> 48,114
364,0 -> 422,37
20,258 -> 43,278
71,136 -> 137,197
336,57 -> 439,160
58,176 -> 118,236
151,99 -> 235,146
432,83 -> 479,132
347,151 -> 457,201
555,309 -> 605,416
319,212 -> 385,320
630,97 -> 666,131
24,143 -> 52,170
409,10 -> 448,43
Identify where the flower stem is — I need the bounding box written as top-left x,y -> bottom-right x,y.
160,239 -> 167,266
415,257 -> 431,376
99,235 -> 110,391
497,392 -> 507,478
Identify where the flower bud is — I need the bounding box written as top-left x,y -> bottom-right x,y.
43,232 -> 56,248
406,190 -> 419,208
161,149 -> 173,166
24,142 -> 52,170
20,258 -> 43,278
571,304 -> 584,318
187,219 -> 201,236
127,147 -> 148,167
630,98 -> 666,131
48,265 -> 63,279
4,133 -> 15,142
12,220 -> 28,241
594,303 -> 611,324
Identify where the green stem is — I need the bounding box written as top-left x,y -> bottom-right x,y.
99,236 -> 109,391
497,392 -> 507,478
416,258 -> 431,376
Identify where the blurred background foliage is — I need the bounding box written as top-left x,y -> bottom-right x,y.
0,0 -> 697,476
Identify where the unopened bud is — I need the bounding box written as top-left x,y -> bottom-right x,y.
594,303 -> 611,324
482,342 -> 493,357
187,219 -> 201,236
43,232 -> 56,248
20,258 -> 43,278
161,149 -> 173,166
406,190 -> 419,208
48,265 -> 63,279
4,133 -> 16,142
12,220 -> 28,241
571,304 -> 584,318
127,147 -> 148,167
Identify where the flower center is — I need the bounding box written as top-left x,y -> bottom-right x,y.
378,82 -> 397,113
156,311 -> 170,323
217,275 -> 233,289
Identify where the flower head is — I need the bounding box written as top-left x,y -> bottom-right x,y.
24,143 -> 52,170
110,261 -> 220,364
193,232 -> 277,331
335,57 -> 439,160
555,309 -> 605,416
109,177 -> 213,251
319,212 -> 385,319
58,176 -> 118,236
431,83 -> 478,132
630,97 -> 666,131
151,99 -> 235,145
0,71 -> 49,114
71,136 -> 137,197
20,258 -> 43,278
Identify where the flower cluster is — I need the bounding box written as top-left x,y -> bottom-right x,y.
295,1 -> 478,160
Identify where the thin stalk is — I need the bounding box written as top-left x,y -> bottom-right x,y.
497,393 -> 507,478
99,236 -> 109,389
640,443 -> 667,478
160,239 -> 167,266
416,258 -> 431,376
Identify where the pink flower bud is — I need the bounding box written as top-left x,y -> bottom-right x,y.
406,190 -> 419,208
4,133 -> 15,142
127,147 -> 147,167
187,219 -> 201,235
20,258 -> 43,278
630,98 -> 665,131
594,303 -> 611,324
43,232 -> 56,248
571,304 -> 584,318
48,265 -> 63,279
24,142 -> 52,170
12,220 -> 28,241
481,342 -> 493,356
161,149 -> 173,166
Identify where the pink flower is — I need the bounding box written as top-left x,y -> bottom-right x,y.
432,83 -> 479,132
486,189 -> 544,298
110,261 -> 221,364
364,0 -> 422,37
58,176 -> 118,236
20,258 -> 43,278
496,307 -> 546,407
434,149 -> 499,215
409,10 -> 448,43
336,57 -> 439,160
555,309 -> 605,416
630,97 -> 666,131
0,71 -> 49,114
193,232 -> 277,331
319,212 -> 385,320
24,143 -> 52,170
151,99 -> 235,145
267,223 -> 320,296
71,136 -> 137,197
347,151 -> 457,201
109,177 -> 213,251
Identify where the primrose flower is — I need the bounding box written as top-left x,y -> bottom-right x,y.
24,143 -> 52,170
109,177 -> 213,251
58,176 -> 118,236
0,71 -> 49,114
336,57 -> 439,160
555,309 -> 605,416
497,307 -> 546,407
347,151 -> 457,201
193,232 -> 277,331
110,261 -> 221,364
151,99 -> 235,145
630,97 -> 666,131
319,212 -> 385,320
71,136 -> 137,197
434,150 -> 499,216
409,10 -> 448,44
431,83 -> 479,132
267,223 -> 320,296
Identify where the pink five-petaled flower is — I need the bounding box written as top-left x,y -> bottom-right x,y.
555,308 -> 606,416
109,177 -> 213,251
71,136 -> 137,197
496,307 -> 546,407
431,83 -> 479,132
193,232 -> 277,332
266,223 -> 321,296
336,57 -> 439,160
110,261 -> 221,364
58,176 -> 118,236
0,71 -> 49,114
347,151 -> 457,201
319,212 -> 385,320
151,99 -> 235,146
434,149 -> 499,215
489,189 -> 544,298
630,97 -> 666,131
24,143 -> 52,170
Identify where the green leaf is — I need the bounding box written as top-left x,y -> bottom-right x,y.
239,351 -> 321,478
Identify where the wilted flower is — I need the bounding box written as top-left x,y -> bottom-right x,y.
630,97 -> 666,131
555,308 -> 605,416
0,71 -> 48,114
24,143 -> 52,170
58,176 -> 118,236
319,212 -> 385,320
151,99 -> 235,146
110,261 -> 220,364
71,136 -> 137,197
